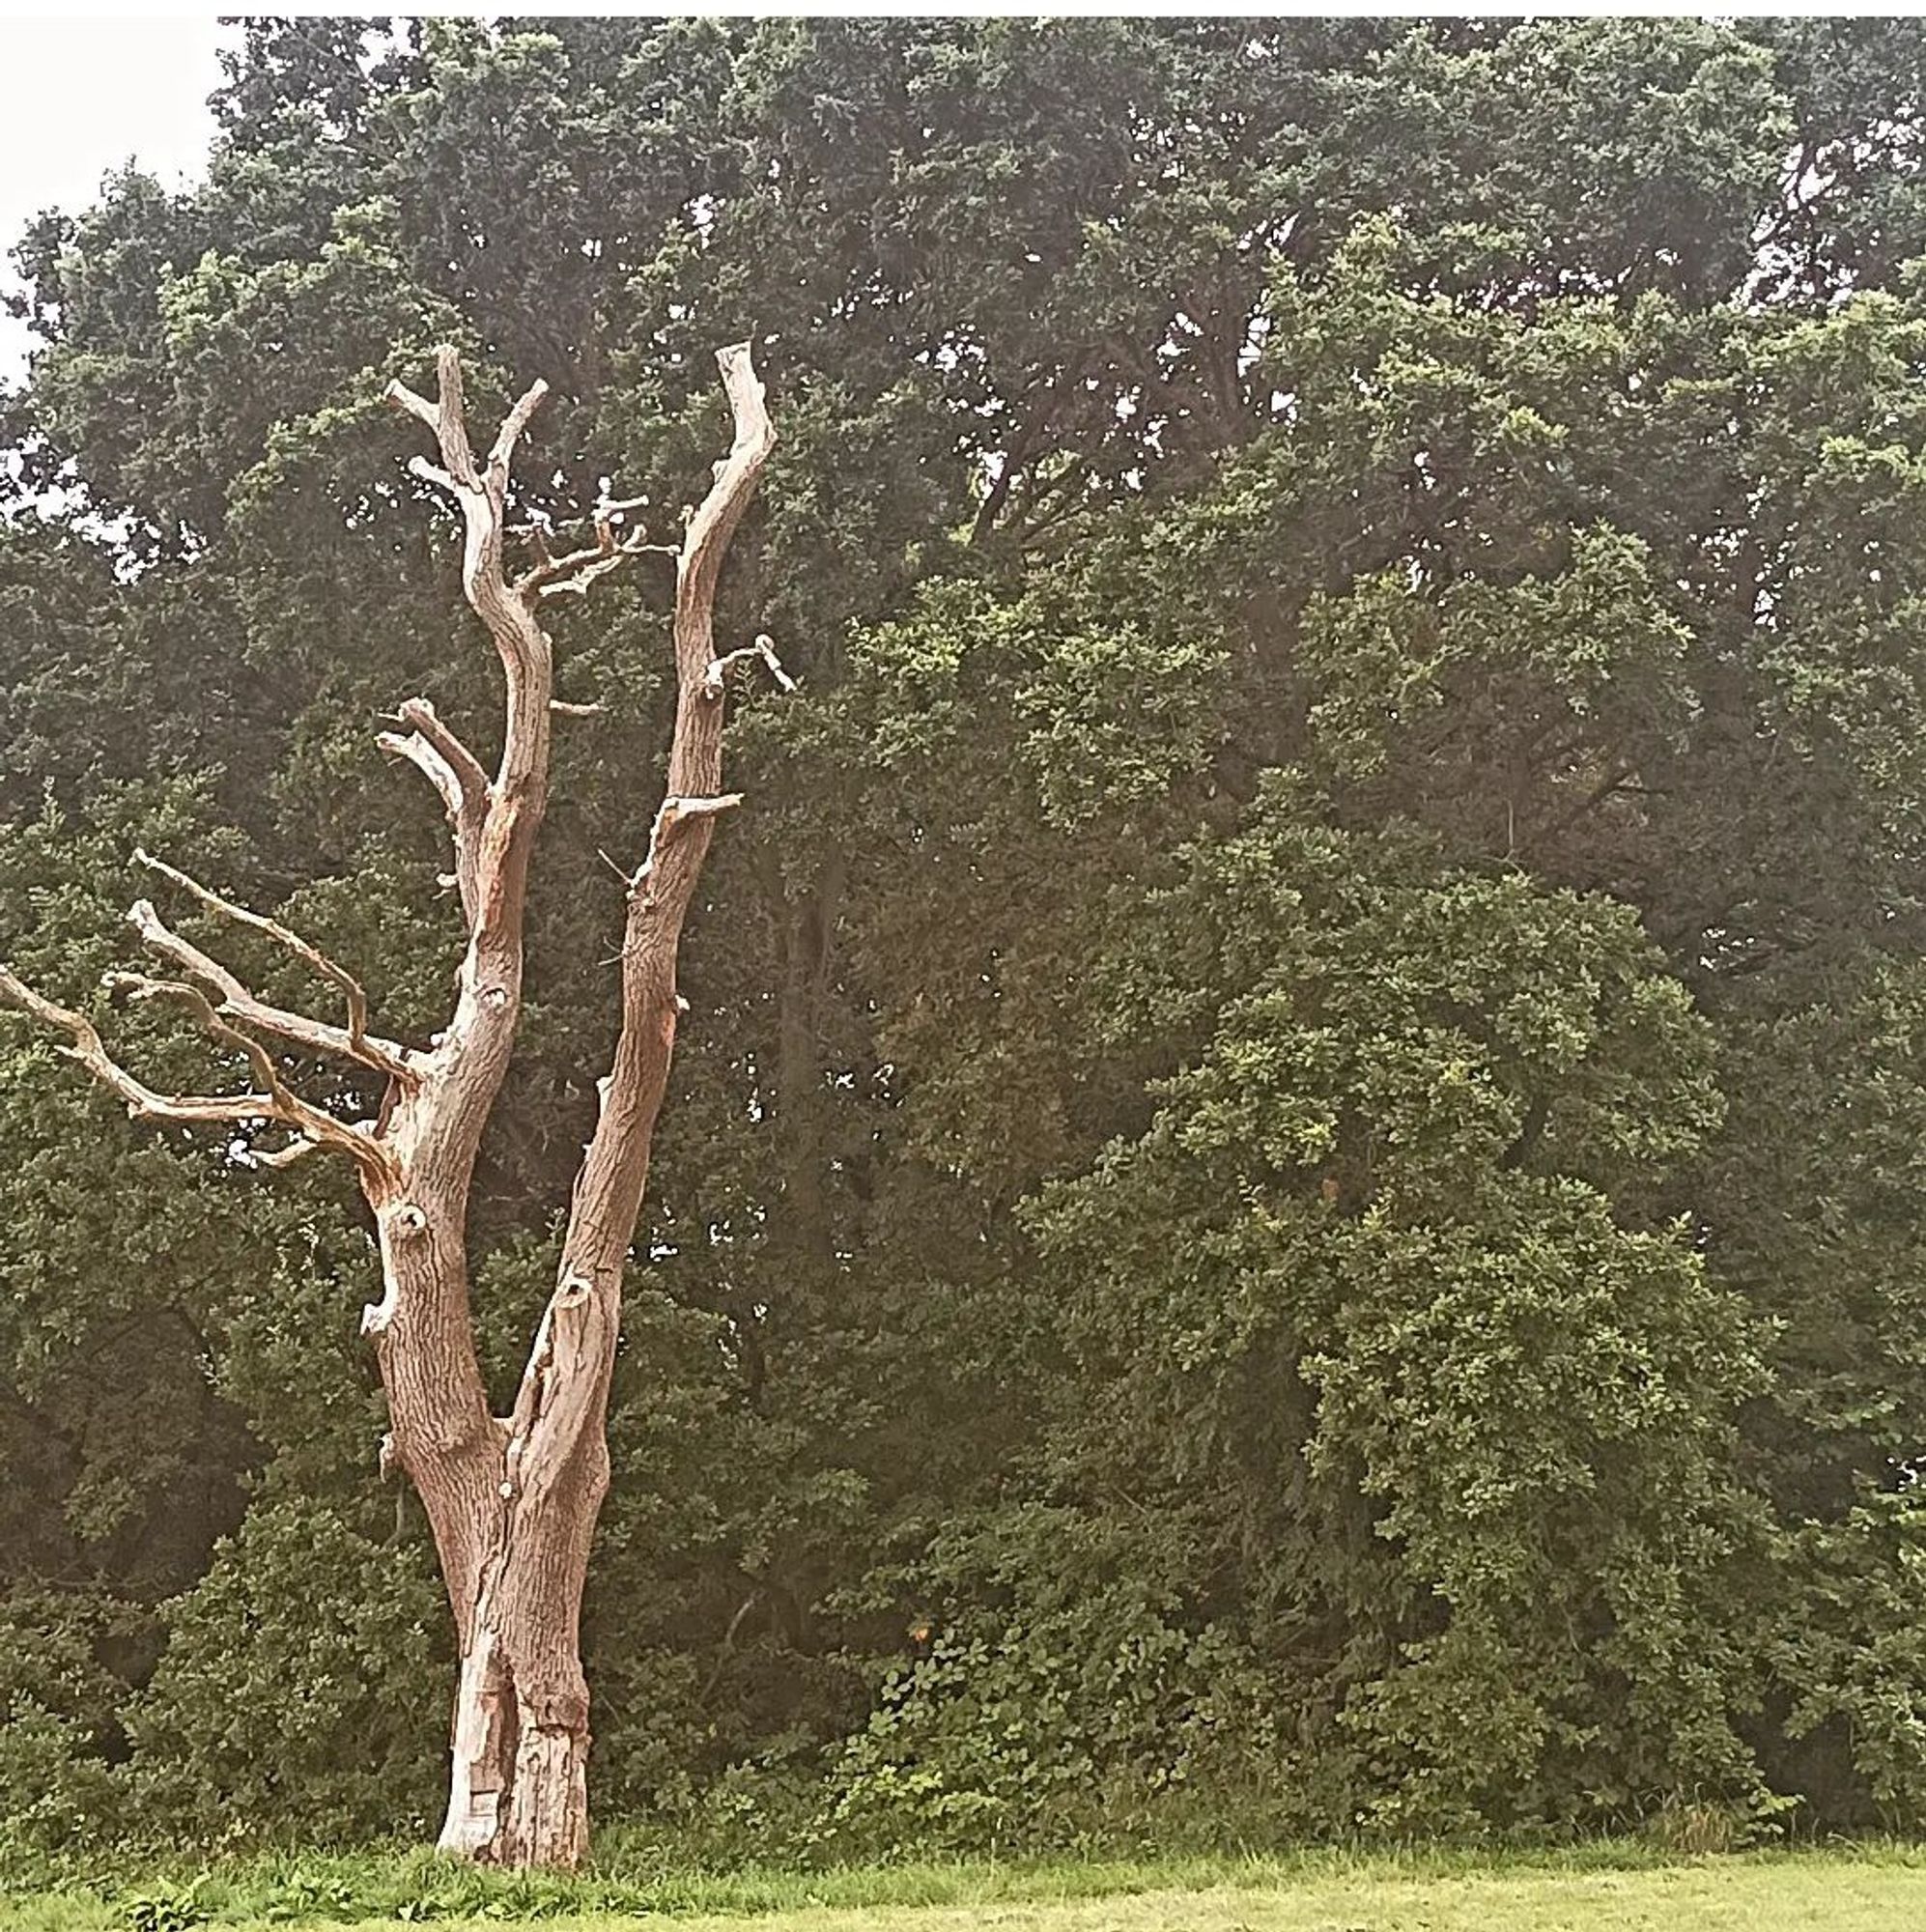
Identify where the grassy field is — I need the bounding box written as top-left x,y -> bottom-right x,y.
7,1848 -> 1926,1931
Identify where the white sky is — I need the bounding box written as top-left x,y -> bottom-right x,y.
0,16 -> 238,381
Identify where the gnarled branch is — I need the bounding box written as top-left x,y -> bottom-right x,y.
0,963 -> 394,1182
379,697 -> 489,923
131,852 -> 410,1081
387,348 -> 550,890
250,1134 -> 325,1171
105,969 -> 285,1096
560,342 -> 777,1298
515,503 -> 677,602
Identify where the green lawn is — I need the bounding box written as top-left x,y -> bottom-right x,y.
618,1861 -> 1926,1932
8,1851 -> 1926,1932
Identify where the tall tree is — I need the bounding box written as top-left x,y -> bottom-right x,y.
0,339 -> 779,1867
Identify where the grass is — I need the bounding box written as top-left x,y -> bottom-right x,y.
6,1844 -> 1926,1932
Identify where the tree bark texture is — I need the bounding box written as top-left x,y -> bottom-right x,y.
0,342 -> 779,1868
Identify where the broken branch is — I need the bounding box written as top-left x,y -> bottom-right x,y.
383,378 -> 440,438
408,454 -> 459,497
379,696 -> 489,923
396,698 -> 490,811
677,344 -> 777,655
126,894 -> 412,1084
702,632 -> 795,699
0,963 -> 393,1181
134,850 -> 394,1073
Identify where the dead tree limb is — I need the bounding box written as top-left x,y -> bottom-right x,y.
0,963 -> 394,1182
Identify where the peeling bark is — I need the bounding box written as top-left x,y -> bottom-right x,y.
0,341 -> 781,1869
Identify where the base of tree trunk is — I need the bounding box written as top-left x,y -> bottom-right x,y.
437,1631 -> 590,1868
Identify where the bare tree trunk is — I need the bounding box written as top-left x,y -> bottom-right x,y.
0,340 -> 780,1870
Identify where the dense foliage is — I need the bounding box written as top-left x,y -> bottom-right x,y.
7,15 -> 1926,1855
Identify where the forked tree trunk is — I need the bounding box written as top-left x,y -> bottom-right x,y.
0,339 -> 779,1870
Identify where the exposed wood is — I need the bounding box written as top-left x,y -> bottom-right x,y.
704,632 -> 795,699
0,960 -> 395,1184
127,861 -> 414,1082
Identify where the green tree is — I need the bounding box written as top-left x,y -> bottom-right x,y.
10,14 -> 1926,1854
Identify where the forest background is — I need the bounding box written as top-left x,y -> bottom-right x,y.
6,14 -> 1926,1861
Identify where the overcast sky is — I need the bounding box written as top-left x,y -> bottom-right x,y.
0,17 -> 238,380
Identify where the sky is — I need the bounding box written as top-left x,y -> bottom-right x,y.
0,16 -> 238,381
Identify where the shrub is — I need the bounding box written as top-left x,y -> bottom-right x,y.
121,1501 -> 447,1843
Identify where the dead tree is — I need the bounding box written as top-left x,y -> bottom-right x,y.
0,342 -> 780,1868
